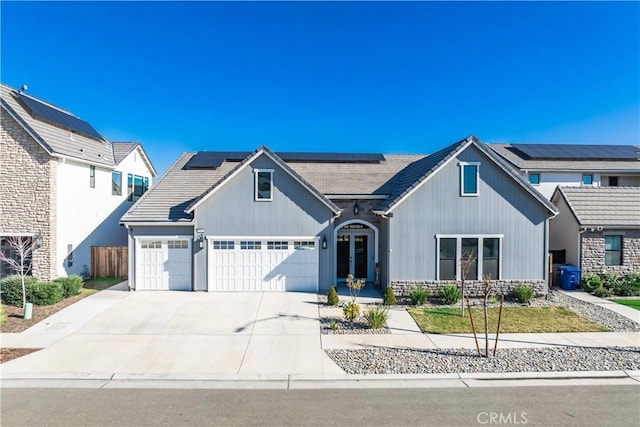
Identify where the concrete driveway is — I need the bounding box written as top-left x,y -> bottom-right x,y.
1,286 -> 344,378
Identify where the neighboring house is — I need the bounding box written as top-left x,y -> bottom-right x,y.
550,186 -> 640,275
489,143 -> 640,199
121,136 -> 558,296
0,83 -> 156,280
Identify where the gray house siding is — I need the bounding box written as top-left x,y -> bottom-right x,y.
193,154 -> 335,291
127,225 -> 194,290
388,145 -> 550,295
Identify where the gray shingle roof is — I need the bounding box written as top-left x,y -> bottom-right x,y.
123,137 -> 558,223
554,186 -> 640,227
489,143 -> 640,172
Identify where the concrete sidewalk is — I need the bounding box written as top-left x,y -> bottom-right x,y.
559,289 -> 640,324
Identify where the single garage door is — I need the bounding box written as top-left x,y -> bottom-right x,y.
136,238 -> 192,290
208,238 -> 318,292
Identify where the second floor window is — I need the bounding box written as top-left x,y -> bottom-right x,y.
89,165 -> 95,188
112,171 -> 122,195
582,174 -> 593,185
127,174 -> 149,202
459,162 -> 479,196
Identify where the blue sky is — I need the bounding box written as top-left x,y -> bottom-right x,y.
2,1 -> 638,176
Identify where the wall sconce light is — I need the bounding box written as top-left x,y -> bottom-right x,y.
321,235 -> 327,250
353,201 -> 360,215
196,228 -> 205,249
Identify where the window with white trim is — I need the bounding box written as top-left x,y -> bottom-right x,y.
267,241 -> 288,250
112,171 -> 122,195
437,236 -> 502,280
254,169 -> 273,201
241,241 -> 262,250
213,241 -> 234,250
459,162 -> 479,196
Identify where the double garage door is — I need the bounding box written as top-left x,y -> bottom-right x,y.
208,238 -> 318,292
135,238 -> 192,290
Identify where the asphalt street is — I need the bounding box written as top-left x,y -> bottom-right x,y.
1,385 -> 638,426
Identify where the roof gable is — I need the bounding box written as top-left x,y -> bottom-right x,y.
185,146 -> 341,214
112,142 -> 158,177
375,136 -> 558,215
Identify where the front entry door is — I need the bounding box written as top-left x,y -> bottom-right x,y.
336,232 -> 372,282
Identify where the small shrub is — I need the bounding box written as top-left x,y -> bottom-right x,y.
601,272 -> 622,290
581,274 -> 603,293
0,275 -> 38,306
593,286 -> 613,298
439,285 -> 460,305
327,286 -> 339,306
343,301 -> 360,322
54,275 -> 83,298
329,320 -> 339,331
613,275 -> 640,297
29,282 -> 64,306
409,287 -> 429,306
363,305 -> 389,330
383,287 -> 397,305
513,285 -> 534,304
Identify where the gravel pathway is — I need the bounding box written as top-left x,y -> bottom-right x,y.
326,346 -> 640,374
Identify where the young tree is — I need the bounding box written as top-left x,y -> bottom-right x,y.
0,236 -> 39,317
459,250 -> 477,316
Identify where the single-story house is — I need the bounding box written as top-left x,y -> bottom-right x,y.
121,136 -> 558,295
550,186 -> 640,275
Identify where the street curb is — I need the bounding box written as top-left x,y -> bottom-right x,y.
1,370 -> 638,389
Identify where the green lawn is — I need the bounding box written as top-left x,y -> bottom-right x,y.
610,299 -> 640,311
82,277 -> 124,291
408,307 -> 611,334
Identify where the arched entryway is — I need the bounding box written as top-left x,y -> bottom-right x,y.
334,220 -> 379,283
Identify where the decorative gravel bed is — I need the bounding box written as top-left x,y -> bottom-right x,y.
325,346 -> 640,374
320,317 -> 390,334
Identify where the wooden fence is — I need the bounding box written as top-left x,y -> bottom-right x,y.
91,246 -> 128,279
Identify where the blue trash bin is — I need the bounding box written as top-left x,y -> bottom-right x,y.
558,266 -> 581,290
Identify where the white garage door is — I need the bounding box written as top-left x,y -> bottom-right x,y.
208,238 -> 318,292
136,238 -> 192,290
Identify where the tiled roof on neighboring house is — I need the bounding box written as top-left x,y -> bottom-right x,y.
553,186 -> 640,227
489,143 -> 640,172
1,83 -> 155,175
112,142 -> 139,164
1,83 -> 115,166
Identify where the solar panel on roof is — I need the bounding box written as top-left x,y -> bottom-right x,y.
513,144 -> 639,160
15,92 -> 105,141
184,151 -> 385,169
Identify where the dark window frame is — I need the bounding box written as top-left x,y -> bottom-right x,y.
112,171 -> 122,196
605,235 -> 623,266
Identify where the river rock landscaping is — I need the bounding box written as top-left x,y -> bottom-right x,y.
325,346 -> 640,374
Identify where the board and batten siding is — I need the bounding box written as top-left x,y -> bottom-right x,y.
193,154 -> 334,291
388,145 -> 550,281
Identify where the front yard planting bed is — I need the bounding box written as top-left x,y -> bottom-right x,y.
0,288 -> 97,333
408,306 -> 611,334
610,299 -> 640,311
82,277 -> 123,291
